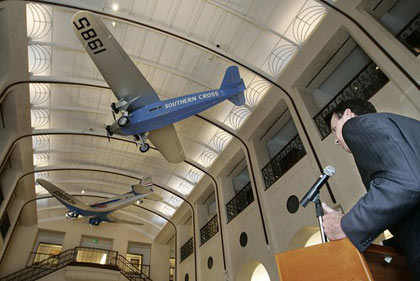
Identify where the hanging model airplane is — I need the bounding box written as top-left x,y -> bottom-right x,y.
37,177 -> 162,226
72,11 -> 246,163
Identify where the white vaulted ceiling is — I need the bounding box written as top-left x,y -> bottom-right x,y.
26,0 -> 327,238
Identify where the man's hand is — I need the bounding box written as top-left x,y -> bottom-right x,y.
322,202 -> 347,240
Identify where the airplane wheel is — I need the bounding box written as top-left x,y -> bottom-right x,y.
118,116 -> 129,127
140,143 -> 149,153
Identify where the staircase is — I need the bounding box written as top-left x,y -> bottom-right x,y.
0,247 -> 152,281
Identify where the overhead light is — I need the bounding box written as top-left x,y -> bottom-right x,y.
112,3 -> 119,11
111,21 -> 116,27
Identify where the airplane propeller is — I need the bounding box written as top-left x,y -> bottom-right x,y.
105,123 -> 112,143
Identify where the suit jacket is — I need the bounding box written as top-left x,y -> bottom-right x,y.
340,113 -> 420,266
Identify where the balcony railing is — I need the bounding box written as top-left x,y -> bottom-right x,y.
398,13 -> 420,56
262,135 -> 306,190
200,215 -> 218,246
180,237 -> 194,262
226,182 -> 254,223
314,62 -> 389,140
1,247 -> 152,281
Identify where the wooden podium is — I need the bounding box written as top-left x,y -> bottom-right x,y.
276,238 -> 412,281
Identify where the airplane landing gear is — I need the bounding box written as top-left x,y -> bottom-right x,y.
140,143 -> 149,153
89,218 -> 101,226
66,211 -> 79,219
134,134 -> 150,153
111,102 -> 120,114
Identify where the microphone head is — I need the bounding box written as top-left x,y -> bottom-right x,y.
324,166 -> 336,176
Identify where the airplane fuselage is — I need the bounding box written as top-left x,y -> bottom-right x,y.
62,192 -> 145,221
120,85 -> 245,136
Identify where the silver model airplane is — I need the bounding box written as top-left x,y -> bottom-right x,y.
37,177 -> 162,226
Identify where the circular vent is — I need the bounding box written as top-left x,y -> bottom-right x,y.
287,195 -> 299,214
240,232 -> 248,247
207,256 -> 213,269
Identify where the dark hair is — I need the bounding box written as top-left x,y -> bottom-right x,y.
331,98 -> 376,119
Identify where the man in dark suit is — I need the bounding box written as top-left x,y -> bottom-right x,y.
322,98 -> 420,279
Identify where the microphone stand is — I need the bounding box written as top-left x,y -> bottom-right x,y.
313,193 -> 328,243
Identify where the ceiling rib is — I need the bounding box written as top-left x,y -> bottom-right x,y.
30,0 -> 275,80
205,0 -> 298,46
34,151 -> 196,186
29,40 -> 214,89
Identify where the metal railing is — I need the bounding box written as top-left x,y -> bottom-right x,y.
226,182 -> 254,223
261,135 -> 306,189
1,248 -> 77,281
1,247 -> 152,281
27,252 -> 56,267
117,255 -> 152,281
314,62 -> 389,139
180,237 -> 193,262
200,214 -> 218,246
397,12 -> 420,56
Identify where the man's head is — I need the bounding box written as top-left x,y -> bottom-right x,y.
330,98 -> 376,153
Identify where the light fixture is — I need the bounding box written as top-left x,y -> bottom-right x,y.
136,200 -> 140,204
81,190 -> 85,194
112,3 -> 119,11
111,21 -> 116,27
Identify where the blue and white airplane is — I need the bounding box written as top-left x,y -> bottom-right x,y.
37,178 -> 162,226
72,11 -> 246,163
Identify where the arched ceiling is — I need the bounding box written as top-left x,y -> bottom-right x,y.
23,0 -> 327,239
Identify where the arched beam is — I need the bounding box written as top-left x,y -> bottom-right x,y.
33,148 -> 196,186
30,103 -> 220,155
27,0 -> 271,80
204,0 -> 298,46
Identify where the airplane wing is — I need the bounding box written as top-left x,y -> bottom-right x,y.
36,179 -> 87,210
143,193 -> 163,202
72,11 -> 185,163
107,214 -> 144,226
148,125 -> 185,163
71,11 -> 160,111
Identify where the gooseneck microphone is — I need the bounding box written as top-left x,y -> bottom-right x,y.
300,166 -> 336,207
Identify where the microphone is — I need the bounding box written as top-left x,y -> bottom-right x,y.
300,166 -> 336,207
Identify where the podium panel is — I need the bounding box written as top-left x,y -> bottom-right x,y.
276,239 -> 372,281
276,238 -> 412,281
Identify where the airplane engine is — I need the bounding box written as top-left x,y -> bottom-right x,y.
65,211 -> 79,219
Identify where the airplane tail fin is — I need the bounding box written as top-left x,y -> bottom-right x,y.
132,184 -> 151,195
132,176 -> 153,195
220,66 -> 246,106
